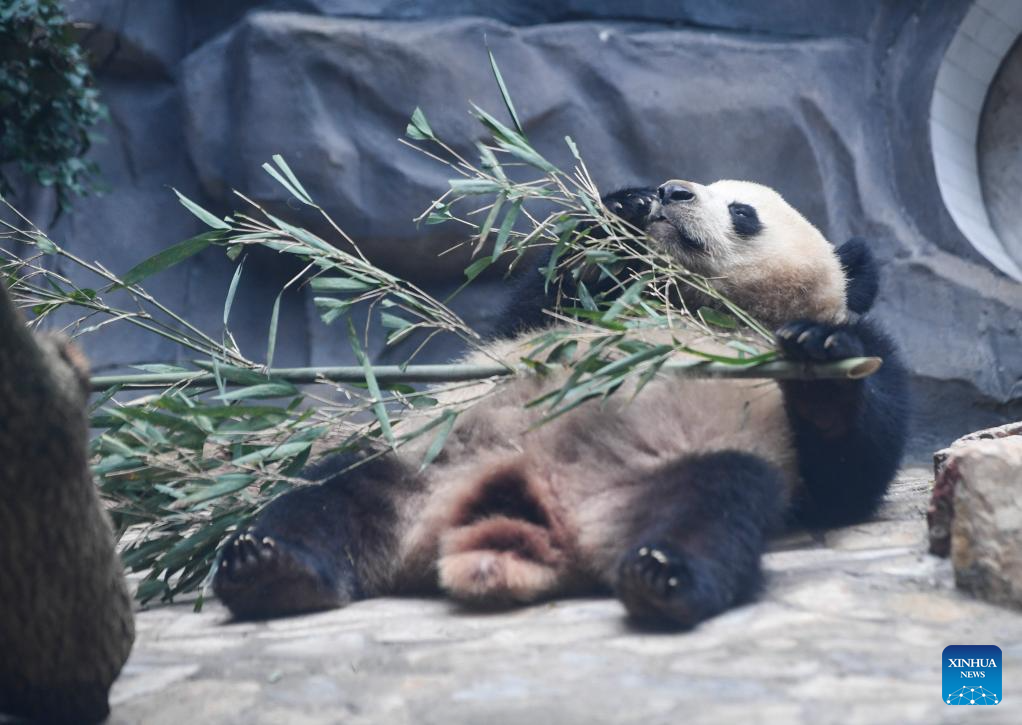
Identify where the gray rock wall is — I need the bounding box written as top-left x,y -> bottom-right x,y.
8,0 -> 1022,453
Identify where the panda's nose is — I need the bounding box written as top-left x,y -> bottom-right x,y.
658,181 -> 695,204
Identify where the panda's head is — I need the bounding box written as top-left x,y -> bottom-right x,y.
643,179 -> 848,327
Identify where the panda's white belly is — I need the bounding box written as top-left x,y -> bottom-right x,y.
395,334 -> 799,588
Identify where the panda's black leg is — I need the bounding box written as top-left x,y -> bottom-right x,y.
777,316 -> 909,527
615,451 -> 786,628
213,453 -> 409,620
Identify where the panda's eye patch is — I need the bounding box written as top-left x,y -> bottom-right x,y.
728,202 -> 762,238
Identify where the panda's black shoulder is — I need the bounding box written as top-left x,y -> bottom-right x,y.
488,256 -> 559,339
488,186 -> 657,340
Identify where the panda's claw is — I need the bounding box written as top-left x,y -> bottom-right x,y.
616,542 -> 699,627
776,320 -> 864,362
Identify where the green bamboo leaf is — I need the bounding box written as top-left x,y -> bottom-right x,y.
223,255 -> 246,327
698,307 -> 738,329
266,291 -> 282,368
232,441 -> 312,466
406,107 -> 435,140
476,143 -> 507,181
381,311 -> 412,331
120,231 -> 221,288
174,474 -> 254,506
132,363 -> 188,374
601,278 -> 648,322
564,135 -> 582,161
32,232 -> 58,255
310,276 -> 372,292
476,192 -> 505,252
487,49 -> 524,137
449,178 -> 504,195
217,383 -> 299,400
727,340 -> 763,356
419,409 -> 457,471
313,297 -> 351,324
491,199 -> 522,261
464,257 -> 492,282
174,189 -> 230,230
192,362 -> 269,385
268,154 -> 313,204
348,319 -> 394,446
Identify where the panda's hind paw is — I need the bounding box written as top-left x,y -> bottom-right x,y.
776,320 -> 864,362
616,543 -> 703,628
213,528 -> 348,619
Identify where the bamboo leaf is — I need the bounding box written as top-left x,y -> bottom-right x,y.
464,256 -> 492,282
266,292 -> 282,368
173,189 -> 230,230
174,474 -> 254,507
32,232 -> 58,255
120,231 -> 220,288
698,307 -> 738,329
406,107 -> 435,141
492,199 -> 522,261
419,409 -> 457,471
449,178 -> 504,195
267,155 -> 313,204
224,256 -> 246,327
310,276 -> 372,292
348,319 -> 395,446
232,441 -> 312,466
487,49 -> 524,136
217,383 -> 299,400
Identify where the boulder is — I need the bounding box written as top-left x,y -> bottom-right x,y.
930,422 -> 1022,556
940,435 -> 1022,609
179,12 -> 863,281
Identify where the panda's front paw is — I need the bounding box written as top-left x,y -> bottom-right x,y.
602,187 -> 658,228
776,320 -> 864,362
616,543 -> 701,628
213,528 -> 347,619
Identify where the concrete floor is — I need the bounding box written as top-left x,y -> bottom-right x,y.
108,468 -> 1022,724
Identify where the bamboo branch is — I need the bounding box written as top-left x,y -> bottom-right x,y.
90,357 -> 882,392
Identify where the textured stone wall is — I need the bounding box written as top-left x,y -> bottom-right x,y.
9,0 -> 1022,452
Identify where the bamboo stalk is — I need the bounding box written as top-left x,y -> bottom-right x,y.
89,357 -> 882,392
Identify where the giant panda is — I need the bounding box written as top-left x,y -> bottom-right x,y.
213,179 -> 910,627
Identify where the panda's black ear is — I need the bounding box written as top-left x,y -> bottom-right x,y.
836,237 -> 879,314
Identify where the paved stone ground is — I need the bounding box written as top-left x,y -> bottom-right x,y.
108,468 -> 1022,724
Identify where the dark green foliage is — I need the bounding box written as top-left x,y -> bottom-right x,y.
0,0 -> 106,208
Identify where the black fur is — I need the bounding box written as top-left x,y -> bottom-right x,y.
728,202 -> 762,238
616,450 -> 786,628
837,237 -> 879,315
214,452 -> 412,620
777,314 -> 909,527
